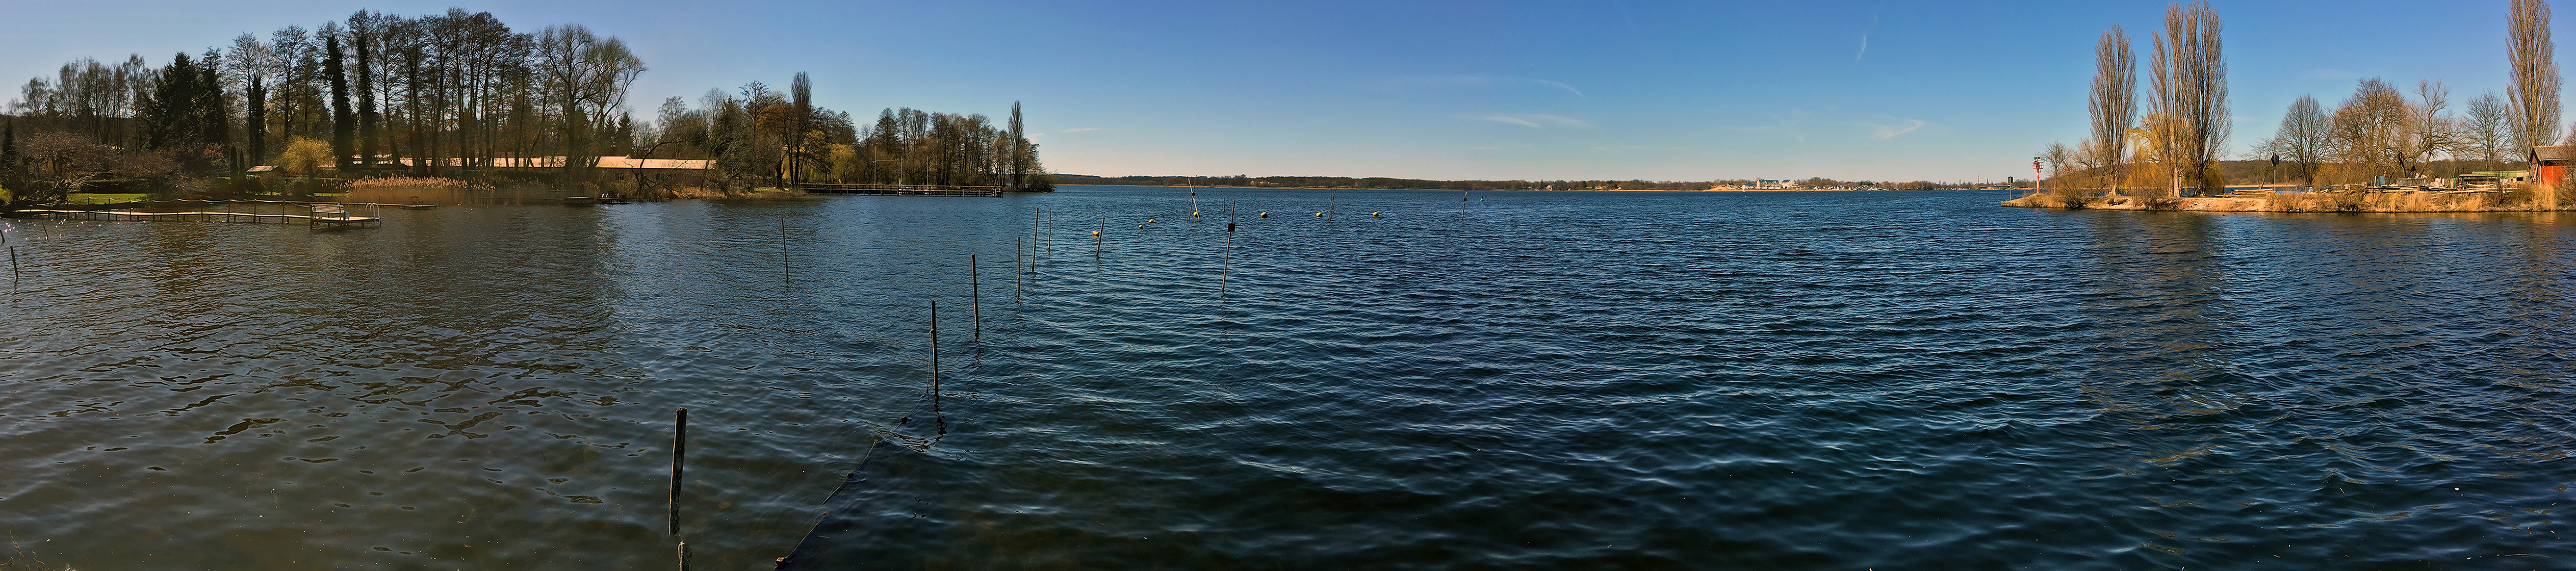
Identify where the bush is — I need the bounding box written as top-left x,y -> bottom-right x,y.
277,137 -> 335,177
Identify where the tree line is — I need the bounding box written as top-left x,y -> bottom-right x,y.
2046,0 -> 2571,201
2,8 -> 653,202
643,87 -> 1049,192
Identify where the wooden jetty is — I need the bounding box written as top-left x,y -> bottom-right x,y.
10,203 -> 383,227
773,393 -> 941,570
800,183 -> 1005,197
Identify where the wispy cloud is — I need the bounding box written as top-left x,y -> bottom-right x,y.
1866,118 -> 1926,140
1524,78 -> 1584,98
1366,74 -> 1583,98
1480,114 -> 1594,128
1856,12 -> 1878,61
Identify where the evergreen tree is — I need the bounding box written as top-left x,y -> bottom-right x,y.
197,50 -> 229,149
355,32 -> 377,167
246,75 -> 267,165
2,119 -> 17,186
326,34 -> 354,170
197,51 -> 232,172
140,52 -> 205,151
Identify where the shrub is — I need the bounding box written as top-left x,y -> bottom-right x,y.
277,137 -> 334,177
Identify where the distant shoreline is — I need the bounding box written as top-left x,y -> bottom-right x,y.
1060,184 -> 1942,193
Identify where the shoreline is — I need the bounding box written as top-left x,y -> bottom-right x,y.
2002,190 -> 2573,213
1061,184 -> 1945,193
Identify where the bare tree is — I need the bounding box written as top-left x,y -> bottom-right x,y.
2260,94 -> 2331,187
535,24 -> 644,185
2511,0 -> 2560,158
2150,1 -> 2228,196
2465,90 -> 2511,169
2395,80 -> 2459,178
2330,78 -> 2410,185
2089,26 -> 2135,194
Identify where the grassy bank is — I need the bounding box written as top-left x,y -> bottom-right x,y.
2003,187 -> 2567,213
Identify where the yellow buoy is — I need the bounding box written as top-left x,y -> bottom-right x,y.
1091,230 -> 1100,236
1371,212 -> 1380,216
1147,219 -> 1155,223
1258,212 -> 1268,218
1315,212 -> 1324,217
1138,224 -> 1144,229
1192,211 -> 1201,217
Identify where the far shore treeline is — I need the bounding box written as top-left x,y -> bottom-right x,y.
0,8 -> 1048,206
1052,174 -> 1974,192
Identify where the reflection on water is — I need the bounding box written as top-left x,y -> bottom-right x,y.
1,189 -> 2571,570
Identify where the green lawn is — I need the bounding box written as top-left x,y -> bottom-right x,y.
67,193 -> 150,205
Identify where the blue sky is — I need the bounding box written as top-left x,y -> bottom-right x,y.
0,1 -> 2546,182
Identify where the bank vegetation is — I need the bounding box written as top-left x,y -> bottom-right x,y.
0,8 -> 1047,208
2016,0 -> 2576,213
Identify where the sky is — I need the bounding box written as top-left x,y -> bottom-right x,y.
0,0 -> 2551,182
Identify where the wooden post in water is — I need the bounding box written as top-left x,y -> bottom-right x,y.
1015,236 -> 1023,303
780,217 -> 791,285
669,407 -> 687,536
929,300 -> 940,410
970,254 -> 981,341
1223,202 -> 1234,295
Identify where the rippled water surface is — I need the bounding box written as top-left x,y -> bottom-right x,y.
2,187 -> 2571,570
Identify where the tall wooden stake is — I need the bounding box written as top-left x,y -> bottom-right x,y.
669,407 -> 687,537
970,254 -> 981,341
929,300 -> 940,410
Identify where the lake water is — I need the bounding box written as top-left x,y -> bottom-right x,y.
0,187 -> 2569,570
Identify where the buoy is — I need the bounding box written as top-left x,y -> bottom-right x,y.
1192,211 -> 1201,217
1258,212 -> 1268,218
1138,224 -> 1145,229
1315,212 -> 1324,217
1147,219 -> 1155,223
1371,212 -> 1380,216
1091,230 -> 1100,236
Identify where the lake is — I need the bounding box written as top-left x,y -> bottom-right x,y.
0,186 -> 2569,569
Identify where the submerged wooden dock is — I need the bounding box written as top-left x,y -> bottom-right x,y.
10,205 -> 384,227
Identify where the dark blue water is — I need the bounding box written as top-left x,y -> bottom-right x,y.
0,187 -> 2569,570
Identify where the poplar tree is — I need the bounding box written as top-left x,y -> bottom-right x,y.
792,71 -> 812,184
2510,0 -> 2560,158
2089,27 -> 2134,194
246,75 -> 266,164
356,31 -> 377,167
2149,1 -> 2227,197
1008,101 -> 1029,189
326,34 -> 354,169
